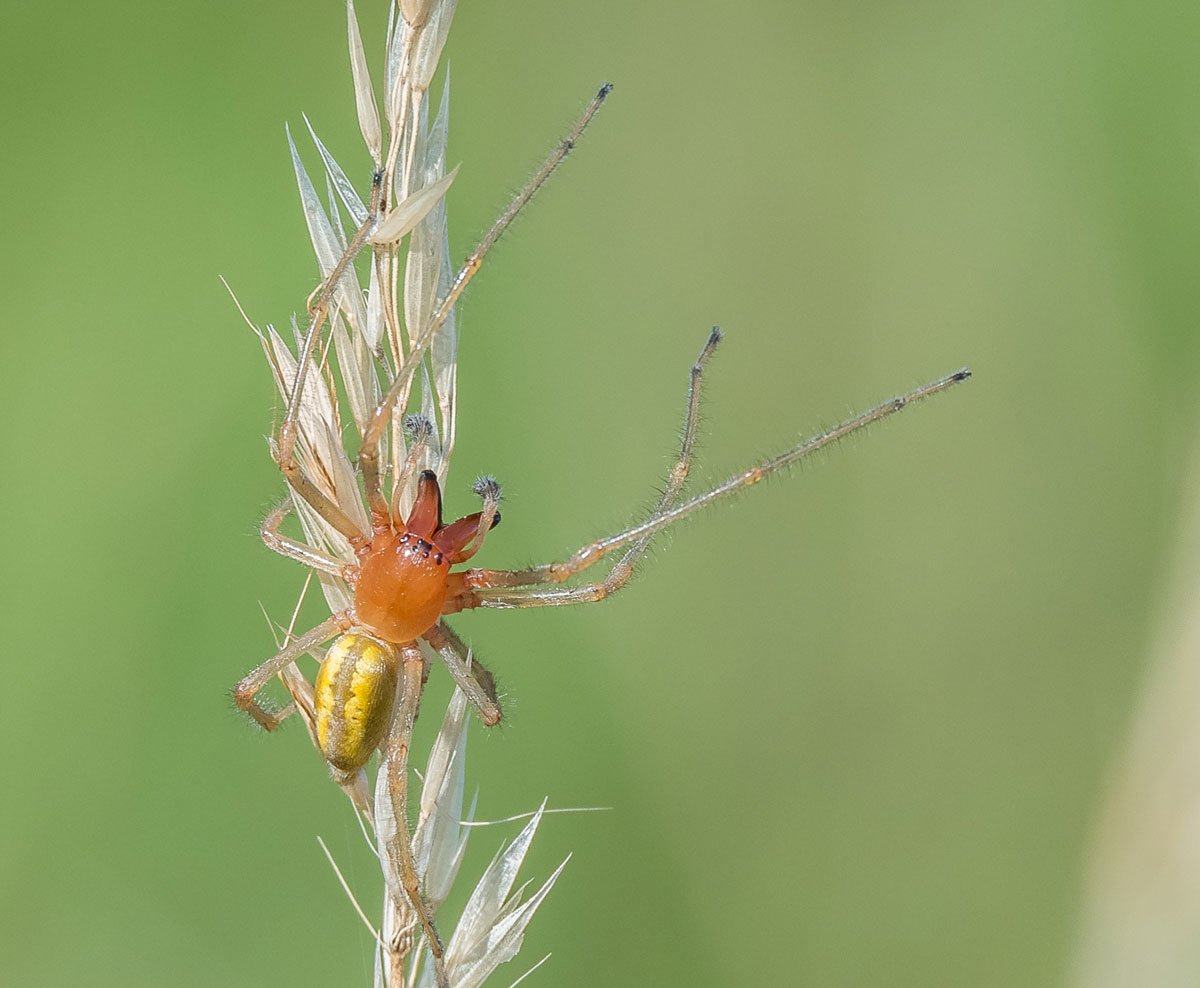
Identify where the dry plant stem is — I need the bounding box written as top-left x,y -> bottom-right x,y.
302,170 -> 384,318
268,574 -> 319,736
241,6 -> 586,986
383,44 -> 412,190
469,368 -> 972,605
359,83 -> 614,512
402,92 -> 423,200
382,643 -> 449,988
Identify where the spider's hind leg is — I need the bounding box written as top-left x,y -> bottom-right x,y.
233,610 -> 353,730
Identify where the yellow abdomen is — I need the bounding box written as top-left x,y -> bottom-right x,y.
313,633 -> 399,779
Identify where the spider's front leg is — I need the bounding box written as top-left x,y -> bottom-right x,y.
456,365 -> 972,610
276,170 -> 388,530
450,328 -> 723,610
356,85 -> 612,516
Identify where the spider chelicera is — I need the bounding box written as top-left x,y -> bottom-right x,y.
232,84 -> 969,987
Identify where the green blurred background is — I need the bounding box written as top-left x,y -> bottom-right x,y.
3,1 -> 1199,985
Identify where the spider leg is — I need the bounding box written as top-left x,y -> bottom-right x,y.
272,171 -> 387,538
379,642 -> 449,988
233,610 -> 354,729
301,170 -> 384,320
462,329 -> 720,608
358,84 -> 612,514
462,368 -> 972,608
260,500 -> 355,577
605,326 -> 721,582
422,621 -> 502,727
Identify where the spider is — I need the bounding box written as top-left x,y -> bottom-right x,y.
233,84 -> 969,988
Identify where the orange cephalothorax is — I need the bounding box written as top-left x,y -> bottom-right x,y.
354,471 -> 499,643
355,526 -> 451,642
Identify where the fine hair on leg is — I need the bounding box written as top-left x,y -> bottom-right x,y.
463,368 -> 972,608
422,621 -> 502,727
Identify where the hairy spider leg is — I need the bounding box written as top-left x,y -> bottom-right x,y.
422,621 -> 502,726
459,368 -> 972,608
260,499 -> 354,577
242,573 -> 324,737
356,84 -> 613,517
606,326 -> 722,587
274,172 -> 386,530
272,85 -> 611,541
268,169 -> 386,540
233,610 -> 354,729
436,326 -> 719,617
